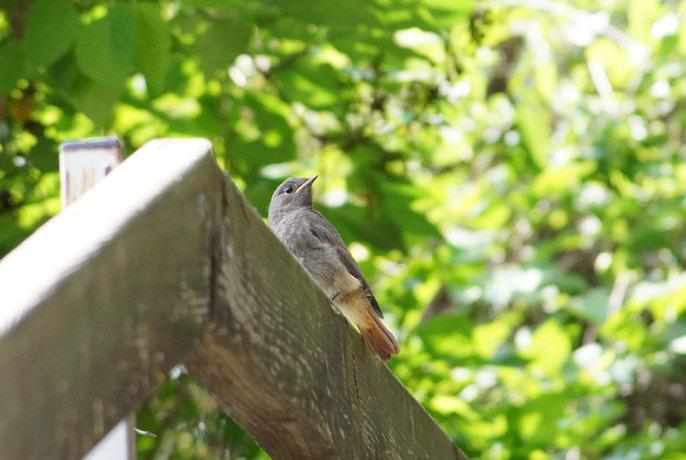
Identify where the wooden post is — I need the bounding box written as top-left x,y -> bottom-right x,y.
0,138 -> 466,460
59,136 -> 125,207
59,136 -> 134,460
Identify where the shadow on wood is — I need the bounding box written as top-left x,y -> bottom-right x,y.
0,138 -> 467,460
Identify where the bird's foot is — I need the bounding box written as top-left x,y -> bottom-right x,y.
331,292 -> 339,301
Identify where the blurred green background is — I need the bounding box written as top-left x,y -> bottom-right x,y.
2,0 -> 686,459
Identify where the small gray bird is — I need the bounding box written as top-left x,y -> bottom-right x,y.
268,175 -> 399,361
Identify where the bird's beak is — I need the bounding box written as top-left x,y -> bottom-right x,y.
296,175 -> 318,193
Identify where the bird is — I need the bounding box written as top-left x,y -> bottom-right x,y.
268,175 -> 400,361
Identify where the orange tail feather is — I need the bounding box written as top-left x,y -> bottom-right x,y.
360,312 -> 399,362
336,288 -> 400,361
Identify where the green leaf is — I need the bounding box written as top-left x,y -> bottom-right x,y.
429,394 -> 480,419
49,50 -> 121,127
229,139 -> 295,169
279,0 -> 380,29
517,101 -> 551,170
24,0 -> 80,68
179,0 -> 242,7
196,19 -> 252,78
134,3 -> 171,97
382,185 -> 441,239
319,205 -> 406,252
414,313 -> 474,358
521,320 -> 571,373
165,107 -> 224,140
600,309 -> 647,351
75,4 -> 136,87
277,64 -> 342,110
473,313 -> 517,358
420,0 -> 474,28
569,288 -> 609,325
518,393 -> 566,444
72,80 -> 123,128
50,50 -> 90,95
0,213 -> 31,257
0,39 -> 28,94
421,0 -> 474,12
26,136 -> 58,172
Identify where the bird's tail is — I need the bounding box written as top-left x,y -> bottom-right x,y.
360,310 -> 400,362
335,288 -> 400,362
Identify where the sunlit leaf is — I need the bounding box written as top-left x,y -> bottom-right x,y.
521,320 -> 571,373
518,393 -> 566,444
517,101 -> 551,170
414,313 -> 473,358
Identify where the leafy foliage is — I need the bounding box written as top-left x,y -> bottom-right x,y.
2,0 -> 686,459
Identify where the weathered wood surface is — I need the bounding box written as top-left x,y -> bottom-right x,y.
59,136 -> 131,460
0,136 -> 466,460
185,175 -> 467,460
0,139 -> 222,460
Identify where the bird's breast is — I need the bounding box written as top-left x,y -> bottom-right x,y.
270,211 -> 360,298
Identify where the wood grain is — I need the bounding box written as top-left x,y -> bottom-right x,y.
186,175 -> 467,460
0,137 -> 466,460
0,139 -> 222,460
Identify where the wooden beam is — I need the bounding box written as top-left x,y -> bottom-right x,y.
0,137 -> 466,460
0,139 -> 222,460
185,175 -> 466,460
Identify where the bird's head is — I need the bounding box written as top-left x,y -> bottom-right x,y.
268,175 -> 318,218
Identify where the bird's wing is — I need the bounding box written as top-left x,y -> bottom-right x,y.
308,210 -> 384,318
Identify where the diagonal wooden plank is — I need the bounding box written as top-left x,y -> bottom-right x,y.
186,175 -> 467,460
0,136 -> 466,460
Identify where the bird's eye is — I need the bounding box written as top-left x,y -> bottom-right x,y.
284,186 -> 294,194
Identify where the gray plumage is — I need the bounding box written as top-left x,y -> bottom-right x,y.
267,176 -> 383,318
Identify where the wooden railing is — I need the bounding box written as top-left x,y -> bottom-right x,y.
0,139 -> 467,460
